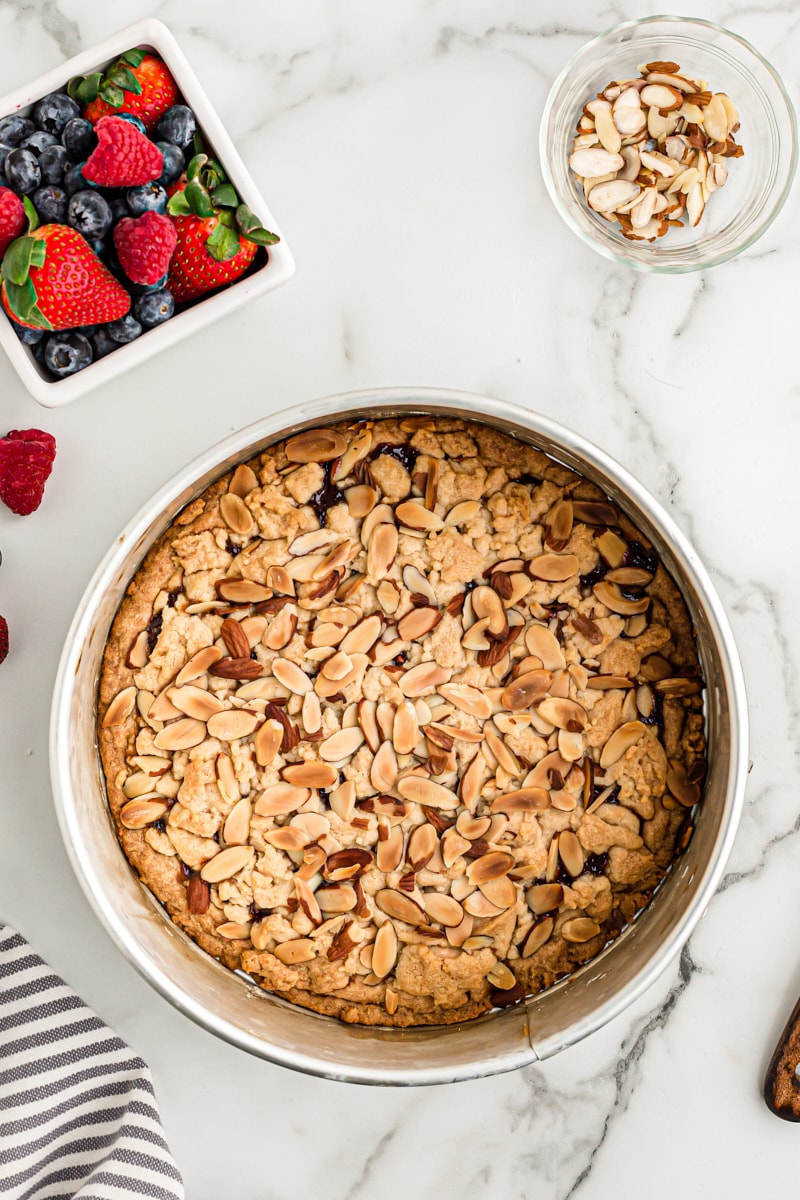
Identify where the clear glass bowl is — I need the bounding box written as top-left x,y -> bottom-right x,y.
539,15 -> 798,273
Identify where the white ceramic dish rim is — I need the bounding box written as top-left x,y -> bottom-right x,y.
0,17 -> 295,407
50,388 -> 748,1084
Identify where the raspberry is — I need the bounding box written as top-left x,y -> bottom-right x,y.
0,615 -> 7,666
0,429 -> 57,516
82,116 -> 163,188
114,212 -> 177,285
0,187 -> 25,257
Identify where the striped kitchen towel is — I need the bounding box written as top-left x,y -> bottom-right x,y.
0,924 -> 183,1199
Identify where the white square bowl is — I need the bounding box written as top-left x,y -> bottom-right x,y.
0,17 -> 295,407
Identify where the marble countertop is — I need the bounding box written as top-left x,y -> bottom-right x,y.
1,1 -> 799,1195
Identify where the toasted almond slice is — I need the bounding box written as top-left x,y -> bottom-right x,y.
102,686 -> 137,728
285,553 -> 327,582
376,822 -> 405,873
356,699 -> 381,753
593,580 -> 650,616
470,585 -> 507,636
399,662 -> 451,697
558,729 -> 585,763
526,750 -> 572,790
206,709 -> 260,741
484,727 -> 519,776
370,741 -> 398,791
702,93 -> 729,142
215,753 -> 239,805
428,721 -> 483,744
462,891 -> 505,919
393,700 -> 419,756
461,615 -> 491,651
274,938 -> 317,965
527,883 -> 564,915
402,564 -> 438,604
407,823 -> 438,871
397,606 -> 441,641
216,579 -> 271,604
282,761 -> 338,788
167,684 -> 224,721
376,889 -> 427,926
544,498 -> 574,551
255,783 -> 310,817
486,962 -> 517,990
568,146 -> 624,176
174,645 -> 223,686
222,797 -> 252,846
587,179 -> 640,212
253,718 -> 283,767
264,605 -> 298,651
438,682 -> 492,720
455,813 -> 491,841
466,851 -> 515,886
240,615 -> 268,647
489,787 -> 550,814
265,565 -> 295,597
229,463 -> 258,498
216,922 -> 252,940
153,717 -> 206,751
478,874 -> 516,910
147,689 -> 185,722
220,492 -> 254,537
640,83 -> 684,110
265,826 -> 309,852
345,483 -> 378,519
639,149 -> 680,178
367,523 -> 398,581
200,845 -> 254,883
592,98 -> 621,153
502,669 -> 553,710
654,676 -> 703,697
272,659 -> 312,695
686,181 -> 705,227
340,614 -> 383,654
423,892 -> 464,927
524,625 -> 566,670
122,771 -> 162,799
319,727 -> 365,762
290,528 -> 340,557
522,916 -> 555,957
375,579 -> 400,614
316,885 -> 357,913
395,501 -> 444,531
397,776 -> 460,810
119,798 -> 169,829
558,830 -> 584,877
294,877 -> 322,925
599,720 -> 647,768
537,697 -> 587,732
320,650 -> 353,681
372,921 -> 399,979
528,552 -> 579,582
329,779 -> 356,823
286,428 -> 347,463
298,692 -> 320,737
562,917 -> 602,944
332,426 -> 372,481
360,503 -> 394,548
440,831 -> 469,869
126,630 -> 151,669
459,755 -> 486,811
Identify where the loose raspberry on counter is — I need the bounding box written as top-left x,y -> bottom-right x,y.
0,428 -> 57,515
114,211 -> 177,285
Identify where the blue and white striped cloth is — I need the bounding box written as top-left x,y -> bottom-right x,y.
0,925 -> 183,1199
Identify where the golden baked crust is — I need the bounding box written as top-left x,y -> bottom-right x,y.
98,417 -> 705,1027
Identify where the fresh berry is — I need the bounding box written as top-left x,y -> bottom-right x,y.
32,92 -> 80,135
108,197 -> 130,223
4,148 -> 41,194
156,142 -> 184,186
31,184 -> 67,223
0,428 -> 56,515
21,130 -> 59,156
39,144 -> 69,185
156,105 -> 196,149
82,116 -> 163,188
166,156 -> 279,302
63,162 -> 95,195
67,189 -> 113,239
114,211 -> 177,285
1,223 -> 131,330
0,187 -> 25,256
9,318 -> 44,345
107,313 -> 142,343
0,115 -> 35,147
44,330 -> 93,376
62,117 -> 96,160
116,112 -> 147,135
92,328 -> 118,358
133,286 -> 174,328
70,51 -> 178,133
127,182 -> 167,215
0,615 -> 7,665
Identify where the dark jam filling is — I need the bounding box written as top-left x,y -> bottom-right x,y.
623,540 -> 659,575
594,783 -> 620,805
370,442 -> 420,474
225,538 -> 243,557
584,852 -> 609,876
580,565 -> 607,590
510,473 -> 542,487
146,611 -> 163,652
166,587 -> 184,607
309,461 -> 346,525
249,905 -> 272,921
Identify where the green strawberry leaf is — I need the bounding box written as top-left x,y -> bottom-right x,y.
211,184 -> 238,208
192,131 -> 205,159
243,226 -> 280,247
218,210 -> 236,228
3,237 -> 37,286
107,65 -> 142,94
69,72 -> 102,104
29,241 -> 45,269
25,304 -> 52,331
185,180 -> 215,218
205,222 -> 241,262
166,191 -> 192,217
22,196 -> 39,234
120,49 -> 146,68
235,204 -> 259,235
99,82 -> 125,108
4,277 -> 38,322
186,154 -> 208,183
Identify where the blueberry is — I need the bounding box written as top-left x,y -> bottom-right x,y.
21,130 -> 58,156
156,142 -> 184,186
32,184 -> 68,223
108,197 -> 130,224
33,92 -> 80,136
62,117 -> 96,161
43,331 -> 93,377
126,182 -> 168,215
0,146 -> 9,172
67,189 -> 113,239
156,105 -> 196,149
9,319 -> 44,345
0,115 -> 35,147
116,112 -> 147,135
32,337 -> 48,367
130,273 -> 168,295
39,143 -> 69,184
107,314 -> 143,344
92,328 -> 118,359
4,147 -> 40,194
134,287 -> 175,329
64,162 -> 95,196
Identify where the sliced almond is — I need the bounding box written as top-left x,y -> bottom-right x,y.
254,783 -> 310,816
253,718 -> 283,767
466,851 -> 515,886
319,727 -> 365,762
502,669 -> 553,710
295,877 -> 322,925
593,580 -> 650,616
367,523 -> 398,580
423,892 -> 464,927
340,614 -> 383,655
527,883 -> 564,915
587,179 -> 640,212
126,630 -> 150,669
569,147 -> 625,176
119,798 -> 169,829
402,564 -> 437,604
562,917 -> 602,944
470,586 -> 507,636
528,553 -> 579,582
376,822 -> 405,872
397,776 -> 460,810
489,788 -> 550,814
272,659 -> 312,695
219,492 -> 254,537
316,885 -> 357,913
444,500 -> 481,527
216,579 -> 271,604
286,428 -> 347,463
167,685 -> 224,721
392,700 -> 419,756
153,718 -> 206,751
438,682 -> 492,720
599,720 -> 647,768
264,605 -> 298,651
455,813 -> 491,841
559,829 -> 584,877
395,501 -> 444,531
399,662 -> 451,697
397,606 -> 441,641
274,938 -> 317,965
524,625 -> 566,670
282,761 -> 338,789
229,463 -> 258,498
222,797 -> 252,846
537,697 -> 587,732
370,741 -> 398,791
175,646 -> 223,686
200,845 -> 254,884
522,916 -> 555,957
329,779 -> 356,823
376,889 -> 427,926
460,755 -> 486,811
332,426 -> 372,481
372,921 -> 398,978
407,822 -> 438,871
206,709 -> 260,741
102,686 -> 137,728
266,565 -> 295,597
463,891 -> 505,919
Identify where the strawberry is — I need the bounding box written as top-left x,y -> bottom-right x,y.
166,153 -> 279,302
114,212 -> 177,285
0,428 -> 56,516
0,615 -> 7,665
82,116 -> 163,188
1,221 -> 130,331
68,50 -> 178,133
0,189 -> 25,258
